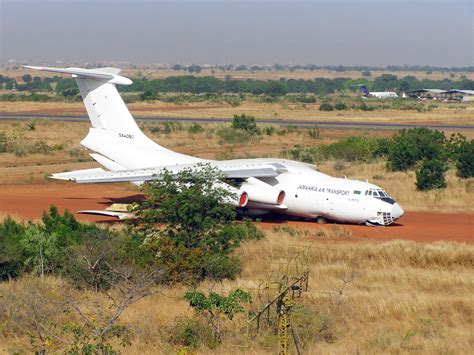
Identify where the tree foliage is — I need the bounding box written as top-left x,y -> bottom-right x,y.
132,165 -> 262,283
232,114 -> 258,134
387,128 -> 447,171
184,288 -> 251,341
415,158 -> 448,190
456,139 -> 474,178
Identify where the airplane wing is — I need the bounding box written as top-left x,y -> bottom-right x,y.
78,210 -> 134,220
50,162 -> 288,183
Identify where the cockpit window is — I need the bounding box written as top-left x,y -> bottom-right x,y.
367,189 -> 391,198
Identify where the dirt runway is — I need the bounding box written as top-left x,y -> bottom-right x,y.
0,183 -> 472,243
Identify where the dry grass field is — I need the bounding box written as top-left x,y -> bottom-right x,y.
4,67 -> 474,82
1,99 -> 474,128
1,231 -> 473,354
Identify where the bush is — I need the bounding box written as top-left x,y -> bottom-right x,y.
0,132 -> 7,153
319,136 -> 381,162
359,102 -> 376,111
456,140 -> 474,178
319,103 -> 334,111
217,127 -> 256,145
187,123 -> 205,134
416,159 -> 448,191
232,114 -> 258,135
169,316 -> 216,350
334,102 -> 348,110
308,127 -> 320,139
387,128 -> 447,171
0,206 -> 102,280
287,94 -> 316,103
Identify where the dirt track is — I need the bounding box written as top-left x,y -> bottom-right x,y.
0,183 -> 472,243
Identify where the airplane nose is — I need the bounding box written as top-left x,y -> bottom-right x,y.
392,203 -> 404,219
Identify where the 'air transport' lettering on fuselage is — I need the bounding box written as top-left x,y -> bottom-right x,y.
119,133 -> 134,139
297,185 -> 350,196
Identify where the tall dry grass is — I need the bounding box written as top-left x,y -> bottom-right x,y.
1,229 -> 472,354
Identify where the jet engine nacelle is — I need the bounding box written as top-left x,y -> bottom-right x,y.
239,183 -> 285,206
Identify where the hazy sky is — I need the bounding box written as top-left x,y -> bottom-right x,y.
1,0 -> 473,66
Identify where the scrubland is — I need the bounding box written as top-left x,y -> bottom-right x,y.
1,97 -> 474,127
1,229 -> 473,354
4,67 -> 474,82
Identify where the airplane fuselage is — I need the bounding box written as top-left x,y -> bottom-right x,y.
242,159 -> 403,225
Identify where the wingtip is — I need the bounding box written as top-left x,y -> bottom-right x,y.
23,65 -> 42,70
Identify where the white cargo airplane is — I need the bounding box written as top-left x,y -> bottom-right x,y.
360,85 -> 398,99
25,66 -> 404,226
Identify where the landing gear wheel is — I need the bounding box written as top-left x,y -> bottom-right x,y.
316,216 -> 327,224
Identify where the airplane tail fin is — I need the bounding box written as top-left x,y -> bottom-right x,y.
24,66 -> 200,169
24,66 -> 143,135
360,85 -> 370,95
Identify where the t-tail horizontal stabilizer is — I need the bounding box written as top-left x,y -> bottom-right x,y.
23,66 -> 132,85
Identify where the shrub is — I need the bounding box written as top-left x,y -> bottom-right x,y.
217,127 -> 255,145
416,159 -> 448,191
359,102 -> 376,111
264,126 -> 275,136
308,127 -> 320,139
184,289 -> 251,342
387,128 -> 447,171
232,114 -> 258,134
187,123 -> 205,134
0,206 -> 102,280
319,103 -> 334,111
169,316 -> 216,350
0,132 -> 7,153
287,94 -> 317,103
320,136 -> 381,162
334,102 -> 348,110
456,139 -> 474,178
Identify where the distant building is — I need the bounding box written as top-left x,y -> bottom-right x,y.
405,89 -> 474,101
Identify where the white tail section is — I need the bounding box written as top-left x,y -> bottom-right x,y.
25,66 -> 202,169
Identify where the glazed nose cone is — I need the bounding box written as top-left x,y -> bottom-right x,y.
392,203 -> 404,220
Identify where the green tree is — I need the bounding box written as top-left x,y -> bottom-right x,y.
0,217 -> 26,279
387,128 -> 447,171
132,165 -> 262,283
264,80 -> 288,97
21,226 -> 63,277
415,158 -> 448,191
55,78 -> 79,97
22,74 -> 32,83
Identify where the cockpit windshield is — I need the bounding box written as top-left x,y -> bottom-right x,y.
365,189 -> 390,198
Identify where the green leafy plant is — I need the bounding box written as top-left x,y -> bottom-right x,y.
415,159 -> 448,191
232,114 -> 259,135
184,289 -> 252,341
132,165 -> 262,283
319,103 -> 334,111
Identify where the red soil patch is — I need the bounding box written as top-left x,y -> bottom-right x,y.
0,183 -> 472,243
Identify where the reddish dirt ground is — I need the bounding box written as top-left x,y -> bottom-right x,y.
0,183 -> 472,243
